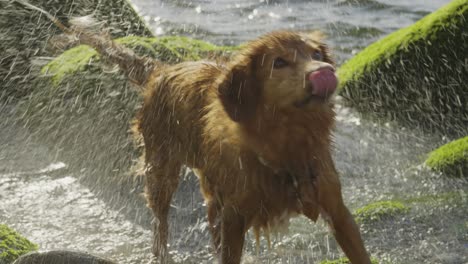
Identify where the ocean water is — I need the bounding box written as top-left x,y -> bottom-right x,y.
130,0 -> 450,62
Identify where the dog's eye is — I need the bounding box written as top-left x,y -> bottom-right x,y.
312,50 -> 323,61
273,57 -> 288,69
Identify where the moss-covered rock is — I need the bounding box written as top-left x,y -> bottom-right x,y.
42,36 -> 236,85
42,45 -> 98,85
338,0 -> 468,136
0,0 -> 152,102
354,192 -> 464,223
425,136 -> 468,177
0,225 -> 38,264
354,201 -> 410,223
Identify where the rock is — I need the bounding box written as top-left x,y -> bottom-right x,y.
0,0 -> 152,102
354,200 -> 410,223
0,224 -> 37,264
12,250 -> 115,264
338,0 -> 468,137
425,136 -> 468,177
42,36 -> 236,85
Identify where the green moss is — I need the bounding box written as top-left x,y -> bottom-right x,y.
353,192 -> 464,224
115,36 -> 160,57
425,136 -> 468,177
319,257 -> 379,264
42,36 -> 237,85
41,45 -> 98,85
151,36 -> 237,62
338,0 -> 468,136
338,0 -> 467,86
0,225 -> 38,264
354,201 -> 410,223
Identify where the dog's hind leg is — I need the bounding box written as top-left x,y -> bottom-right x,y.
144,153 -> 181,262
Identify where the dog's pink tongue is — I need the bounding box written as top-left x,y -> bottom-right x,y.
308,69 -> 338,98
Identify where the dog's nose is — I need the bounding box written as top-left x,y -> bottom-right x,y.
307,65 -> 338,98
311,63 -> 335,73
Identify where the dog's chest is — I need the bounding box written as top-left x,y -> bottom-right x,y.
193,147 -> 320,233
249,171 -> 315,229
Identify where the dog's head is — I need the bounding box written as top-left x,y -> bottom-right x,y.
218,30 -> 337,122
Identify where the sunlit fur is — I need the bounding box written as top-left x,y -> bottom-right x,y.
134,30 -> 371,264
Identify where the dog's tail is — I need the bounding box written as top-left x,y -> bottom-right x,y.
15,0 -> 156,88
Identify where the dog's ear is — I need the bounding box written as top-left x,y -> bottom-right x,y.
306,30 -> 326,41
218,61 -> 260,123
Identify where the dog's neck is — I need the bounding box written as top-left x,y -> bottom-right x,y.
239,103 -> 336,175
202,97 -> 336,176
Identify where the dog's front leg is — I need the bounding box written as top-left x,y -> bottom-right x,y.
324,200 -> 371,264
318,173 -> 371,264
220,205 -> 246,264
208,200 -> 222,254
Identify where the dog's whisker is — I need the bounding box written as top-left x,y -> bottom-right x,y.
269,62 -> 274,78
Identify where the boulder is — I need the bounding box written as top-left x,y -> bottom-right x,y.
354,201 -> 410,224
42,36 -> 236,85
0,0 -> 152,102
338,0 -> 468,137
426,136 -> 468,177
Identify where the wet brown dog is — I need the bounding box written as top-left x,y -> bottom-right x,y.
22,3 -> 371,262
136,31 -> 371,264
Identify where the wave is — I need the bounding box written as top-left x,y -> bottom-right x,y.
334,0 -> 392,10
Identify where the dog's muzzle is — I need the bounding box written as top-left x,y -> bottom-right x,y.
295,67 -> 338,107
308,67 -> 338,99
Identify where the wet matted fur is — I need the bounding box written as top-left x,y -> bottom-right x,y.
134,31 -> 371,264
